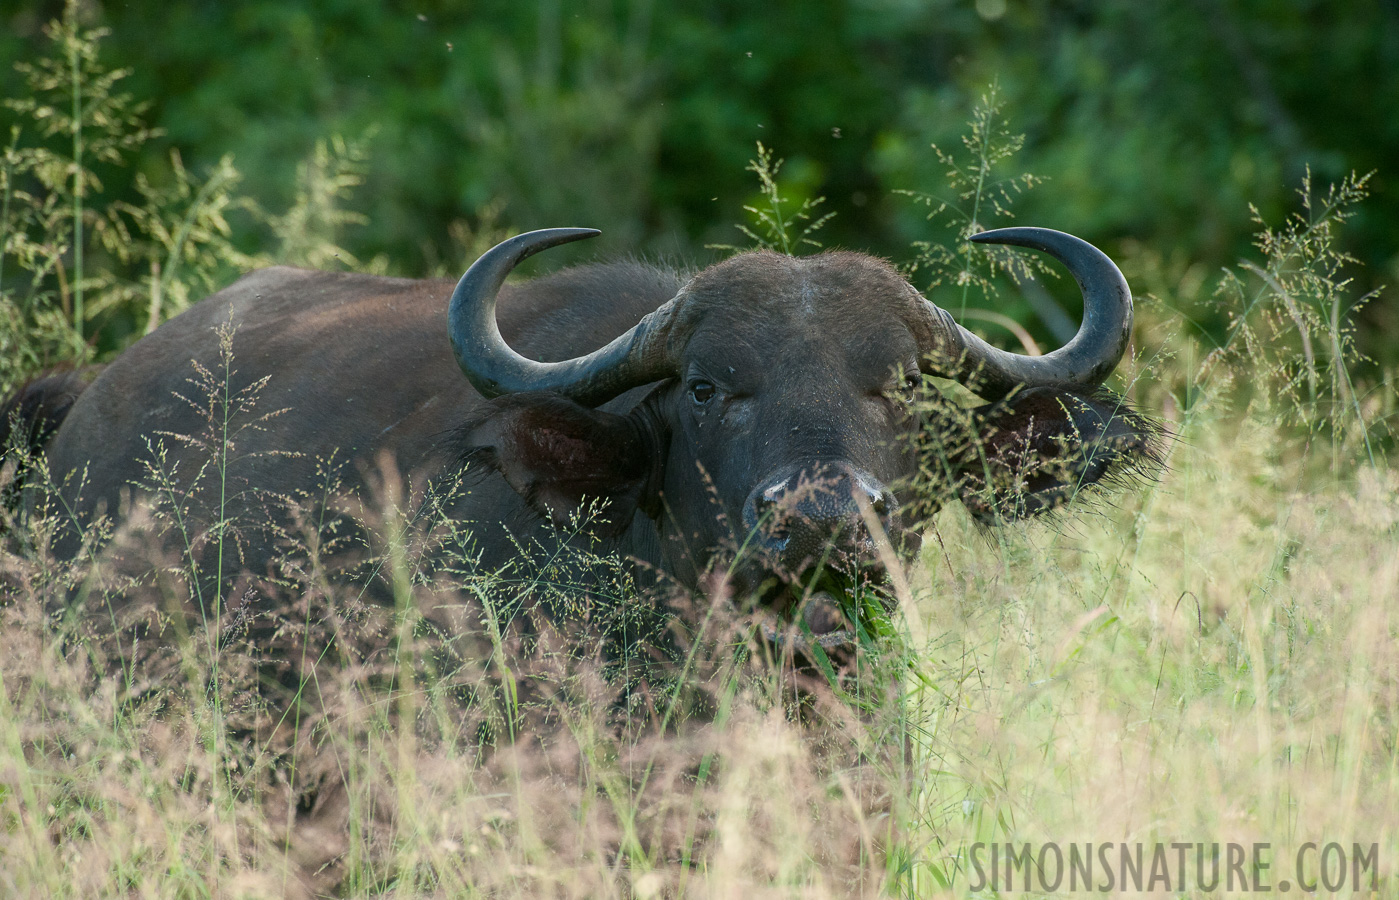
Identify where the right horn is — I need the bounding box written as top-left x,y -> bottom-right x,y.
917,227 -> 1133,397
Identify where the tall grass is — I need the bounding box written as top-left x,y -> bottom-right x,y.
2,11 -> 1397,900
0,1 -> 373,396
3,295 -> 1395,897
707,142 -> 836,256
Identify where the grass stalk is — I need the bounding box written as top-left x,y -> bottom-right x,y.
68,16 -> 84,353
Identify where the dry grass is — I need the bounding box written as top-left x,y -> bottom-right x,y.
2,350 -> 1397,898
0,441 -> 904,898
900,410 -> 1398,895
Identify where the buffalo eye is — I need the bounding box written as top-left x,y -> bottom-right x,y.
689,380 -> 716,406
884,370 -> 920,405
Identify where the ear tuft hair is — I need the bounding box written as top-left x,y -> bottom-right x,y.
952,386 -> 1165,524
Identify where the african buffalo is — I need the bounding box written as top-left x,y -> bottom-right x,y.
2,227 -> 1153,627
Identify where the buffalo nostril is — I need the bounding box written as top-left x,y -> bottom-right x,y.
749,482 -> 792,544
753,485 -> 780,518
849,474 -> 894,521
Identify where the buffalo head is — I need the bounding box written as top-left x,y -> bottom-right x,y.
453,228 -> 1153,607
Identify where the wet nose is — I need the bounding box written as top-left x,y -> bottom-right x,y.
749,471 -> 890,525
742,464 -> 898,567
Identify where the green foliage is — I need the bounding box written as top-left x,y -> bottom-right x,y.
5,0 -> 1394,363
0,2 -> 247,387
103,151 -> 260,333
1191,169 -> 1387,472
709,142 -> 834,255
0,4 -> 380,395
5,0 -> 157,350
266,134 -> 374,271
1,8 -> 138,378
896,86 -> 1051,328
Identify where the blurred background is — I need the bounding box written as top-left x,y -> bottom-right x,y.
2,0 -> 1397,370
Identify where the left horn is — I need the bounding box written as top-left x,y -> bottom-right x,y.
448,228 -> 682,406
914,227 -> 1133,396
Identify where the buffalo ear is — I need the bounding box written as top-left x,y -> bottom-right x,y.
456,392 -> 664,536
951,387 -> 1160,523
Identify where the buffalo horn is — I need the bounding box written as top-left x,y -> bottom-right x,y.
448,228 -> 681,406
915,227 -> 1133,396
